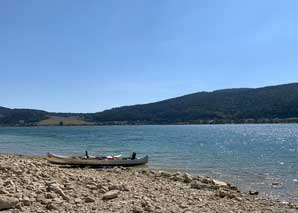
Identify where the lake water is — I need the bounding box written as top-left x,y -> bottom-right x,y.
0,124 -> 298,202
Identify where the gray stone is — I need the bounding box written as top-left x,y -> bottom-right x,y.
212,179 -> 228,187
99,186 -> 109,193
46,203 -> 59,210
22,196 -> 31,206
108,185 -> 120,190
190,180 -> 208,190
36,194 -> 45,202
85,196 -> 95,203
46,193 -> 57,199
0,195 -> 19,210
172,175 -> 184,182
159,171 -> 172,178
48,184 -> 69,201
0,189 -> 9,194
102,190 -> 120,200
249,190 -> 259,195
216,189 -> 236,199
74,198 -> 82,203
4,180 -> 14,186
183,173 -> 193,183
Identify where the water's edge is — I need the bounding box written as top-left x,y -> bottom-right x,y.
0,125 -> 297,202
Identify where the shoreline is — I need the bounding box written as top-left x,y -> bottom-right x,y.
0,154 -> 297,212
1,153 -> 297,203
1,122 -> 298,128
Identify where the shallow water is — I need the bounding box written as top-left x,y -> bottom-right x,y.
0,124 -> 298,202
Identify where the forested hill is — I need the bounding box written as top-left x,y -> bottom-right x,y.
90,83 -> 298,124
1,83 -> 298,126
0,107 -> 48,126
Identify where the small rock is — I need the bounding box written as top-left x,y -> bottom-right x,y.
14,169 -> 23,175
133,171 -> 139,176
46,193 -> 57,199
64,183 -> 74,190
86,184 -> 97,190
15,202 -> 24,211
102,190 -> 120,200
108,185 -> 120,191
46,203 -> 59,210
140,169 -> 149,175
216,189 -> 236,199
201,178 -> 212,184
48,184 -> 69,201
45,180 -> 57,186
249,190 -> 259,195
109,184 -> 130,191
174,171 -> 183,176
99,186 -> 109,193
159,171 -> 171,178
183,173 -> 193,183
74,198 -> 82,203
113,167 -> 122,173
0,195 -> 19,210
228,184 -> 239,191
22,196 -> 31,206
4,180 -> 14,187
132,206 -> 143,213
171,173 -> 185,182
0,189 -> 9,195
144,204 -> 154,212
36,194 -> 45,202
271,182 -> 282,188
41,199 -> 51,205
235,197 -> 243,201
85,197 -> 95,203
52,197 -> 63,204
288,203 -> 298,209
212,179 -> 228,187
179,202 -> 188,209
190,180 -> 208,190
272,182 -> 280,185
91,190 -> 98,194
121,184 -> 130,191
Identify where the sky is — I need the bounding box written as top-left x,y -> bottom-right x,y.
1,0 -> 298,112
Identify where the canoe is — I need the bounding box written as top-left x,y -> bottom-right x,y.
47,153 -> 149,167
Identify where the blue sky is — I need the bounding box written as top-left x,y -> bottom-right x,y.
1,0 -> 298,112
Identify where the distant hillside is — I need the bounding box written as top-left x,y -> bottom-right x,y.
0,107 -> 48,126
0,108 -> 92,126
90,83 -> 298,124
1,83 -> 298,126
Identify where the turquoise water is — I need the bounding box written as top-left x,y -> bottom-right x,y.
0,124 -> 298,202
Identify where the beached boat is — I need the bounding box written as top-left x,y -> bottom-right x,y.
47,153 -> 149,167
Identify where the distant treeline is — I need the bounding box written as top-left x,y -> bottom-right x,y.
92,118 -> 298,125
1,83 -> 298,126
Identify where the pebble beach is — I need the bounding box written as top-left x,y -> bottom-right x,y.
0,154 -> 297,213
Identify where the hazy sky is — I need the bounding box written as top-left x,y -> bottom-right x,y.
1,0 -> 298,112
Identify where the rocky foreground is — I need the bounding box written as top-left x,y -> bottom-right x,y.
0,154 -> 297,213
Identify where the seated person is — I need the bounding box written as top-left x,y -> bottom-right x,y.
85,150 -> 89,159
131,152 -> 136,160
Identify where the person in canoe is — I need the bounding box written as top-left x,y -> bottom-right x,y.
85,150 -> 89,159
131,152 -> 136,160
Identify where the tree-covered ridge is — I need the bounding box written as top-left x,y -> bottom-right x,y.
0,107 -> 48,126
90,83 -> 298,124
1,83 -> 298,126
